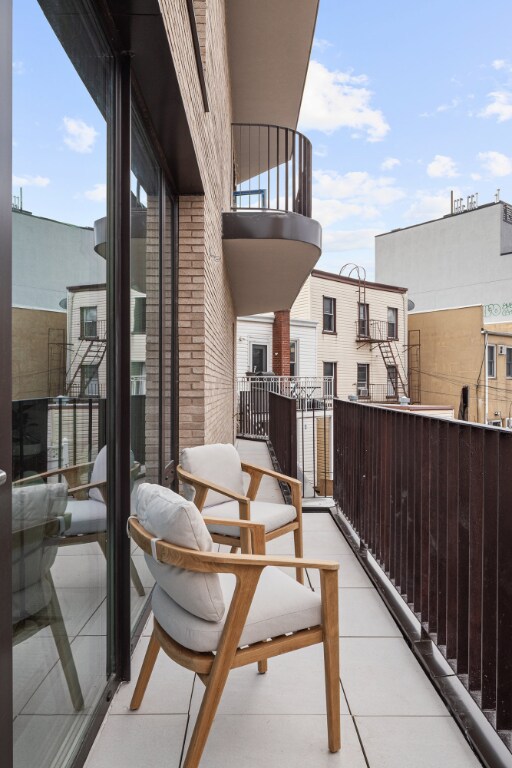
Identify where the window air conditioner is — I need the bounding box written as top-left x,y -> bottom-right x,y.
489,419 -> 502,427
498,345 -> 506,355
357,386 -> 369,397
506,418 -> 512,429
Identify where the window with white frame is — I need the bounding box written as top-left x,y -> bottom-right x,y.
488,344 -> 496,378
323,296 -> 336,333
506,347 -> 512,378
251,343 -> 268,373
357,363 -> 369,397
81,364 -> 99,396
387,307 -> 398,339
290,340 -> 298,376
80,306 -> 97,338
387,365 -> 398,397
323,361 -> 337,396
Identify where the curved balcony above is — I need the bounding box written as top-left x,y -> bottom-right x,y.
225,123 -> 320,316
232,123 -> 312,217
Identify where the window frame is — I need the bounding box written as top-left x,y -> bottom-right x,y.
386,364 -> 398,398
80,305 -> 98,339
322,361 -> 337,397
290,339 -> 299,377
506,347 -> 512,378
250,342 -> 269,374
322,296 -> 336,334
488,344 -> 496,379
357,362 -> 370,397
132,296 -> 146,334
387,307 -> 398,340
358,302 -> 369,337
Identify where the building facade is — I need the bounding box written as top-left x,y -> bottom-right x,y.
236,313 -> 317,378
409,305 -> 512,425
1,2 -> 321,767
292,269 -> 409,402
375,200 -> 512,323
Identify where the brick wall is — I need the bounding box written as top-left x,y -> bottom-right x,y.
272,310 -> 291,376
161,0 -> 236,450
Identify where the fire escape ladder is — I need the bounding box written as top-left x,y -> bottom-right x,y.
66,339 -> 107,395
378,341 -> 408,399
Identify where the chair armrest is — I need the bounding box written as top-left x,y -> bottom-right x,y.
13,461 -> 93,487
68,481 -> 106,502
202,517 -> 266,554
240,462 -> 302,512
177,465 -> 250,512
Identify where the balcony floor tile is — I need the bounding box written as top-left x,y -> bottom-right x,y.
340,637 -> 449,717
355,715 -> 482,768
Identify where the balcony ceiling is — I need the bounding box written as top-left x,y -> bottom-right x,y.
223,211 -> 321,316
225,0 -> 319,129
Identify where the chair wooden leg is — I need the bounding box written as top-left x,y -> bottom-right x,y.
257,659 -> 268,674
320,570 -> 341,753
293,527 -> 304,584
184,569 -> 262,767
48,577 -> 84,712
229,546 -> 239,554
130,557 -> 145,597
98,532 -> 145,596
130,631 -> 160,710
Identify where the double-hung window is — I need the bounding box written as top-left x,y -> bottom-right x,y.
488,344 -> 496,378
80,306 -> 97,339
506,347 -> 512,378
357,363 -> 369,397
358,302 -> 369,337
323,297 -> 336,333
387,307 -> 398,339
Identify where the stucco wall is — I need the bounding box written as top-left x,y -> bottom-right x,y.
376,203 -> 512,322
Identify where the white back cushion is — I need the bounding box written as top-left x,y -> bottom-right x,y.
89,445 -> 107,503
136,483 -> 225,622
180,443 -> 244,508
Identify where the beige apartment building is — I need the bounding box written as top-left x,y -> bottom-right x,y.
409,305 -> 512,425
292,269 -> 409,402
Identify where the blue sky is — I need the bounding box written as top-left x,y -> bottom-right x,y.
13,0 -> 512,279
12,0 -> 108,228
298,0 -> 512,278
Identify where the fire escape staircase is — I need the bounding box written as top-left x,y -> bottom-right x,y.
378,341 -> 408,399
66,338 -> 106,396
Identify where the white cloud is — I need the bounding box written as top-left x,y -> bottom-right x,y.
381,157 -> 400,171
479,91 -> 512,122
63,117 -> 98,153
313,38 -> 333,52
478,150 -> 512,177
427,154 -> 458,178
404,188 -> 459,223
312,198 -> 380,227
322,228 -> 381,254
12,174 -> 50,187
314,144 -> 328,158
313,169 -> 405,207
12,61 -> 25,75
85,183 -> 107,202
492,59 -> 506,70
471,173 -> 482,181
299,60 -> 390,142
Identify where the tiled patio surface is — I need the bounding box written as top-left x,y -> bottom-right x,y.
85,440 -> 482,768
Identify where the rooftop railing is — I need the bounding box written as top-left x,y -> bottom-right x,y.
232,123 -> 312,217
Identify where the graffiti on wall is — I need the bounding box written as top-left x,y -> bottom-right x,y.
485,302 -> 512,318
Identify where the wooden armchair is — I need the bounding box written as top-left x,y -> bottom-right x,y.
15,447 -> 145,596
177,443 -> 304,582
128,483 -> 340,768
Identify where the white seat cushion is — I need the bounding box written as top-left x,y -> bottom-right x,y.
153,567 -> 321,653
180,443 -> 245,507
205,500 -> 297,538
64,498 -> 106,535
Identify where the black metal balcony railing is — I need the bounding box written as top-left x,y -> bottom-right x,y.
232,123 -> 312,217
333,400 -> 512,753
80,319 -> 107,340
356,383 -> 399,403
356,319 -> 396,341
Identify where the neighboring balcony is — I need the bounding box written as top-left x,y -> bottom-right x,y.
356,318 -> 397,342
356,382 -> 400,403
223,123 -> 322,316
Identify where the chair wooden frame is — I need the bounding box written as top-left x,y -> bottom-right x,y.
128,516 -> 340,768
13,516 -> 84,712
177,461 -> 304,583
15,461 -> 145,596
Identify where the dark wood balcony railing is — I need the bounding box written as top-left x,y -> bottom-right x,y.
333,400 -> 512,755
268,391 -> 297,480
232,123 -> 312,217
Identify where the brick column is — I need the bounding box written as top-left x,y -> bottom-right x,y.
272,310 -> 291,376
